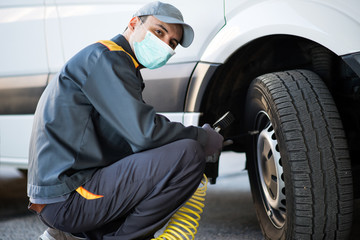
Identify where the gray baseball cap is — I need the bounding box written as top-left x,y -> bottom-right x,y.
133,1 -> 194,47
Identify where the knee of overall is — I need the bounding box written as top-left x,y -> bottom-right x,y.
172,139 -> 205,172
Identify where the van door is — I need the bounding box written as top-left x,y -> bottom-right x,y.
0,0 -> 50,168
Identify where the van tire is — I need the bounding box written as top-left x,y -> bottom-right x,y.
245,69 -> 353,239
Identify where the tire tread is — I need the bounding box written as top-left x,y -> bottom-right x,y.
254,70 -> 353,239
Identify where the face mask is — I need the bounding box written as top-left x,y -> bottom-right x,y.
133,31 -> 175,69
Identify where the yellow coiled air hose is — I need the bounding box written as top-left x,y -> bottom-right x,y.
152,174 -> 208,240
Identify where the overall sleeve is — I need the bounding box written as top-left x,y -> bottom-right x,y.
82,50 -> 207,153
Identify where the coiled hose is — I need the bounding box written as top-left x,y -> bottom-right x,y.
152,174 -> 208,240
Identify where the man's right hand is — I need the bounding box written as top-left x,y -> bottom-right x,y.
202,124 -> 224,156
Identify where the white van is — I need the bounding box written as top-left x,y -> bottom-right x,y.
1,1 -> 359,239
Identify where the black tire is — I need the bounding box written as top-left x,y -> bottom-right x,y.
245,70 -> 353,239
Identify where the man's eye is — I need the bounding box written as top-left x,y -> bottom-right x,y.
155,30 -> 162,35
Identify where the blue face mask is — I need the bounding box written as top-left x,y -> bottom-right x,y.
133,31 -> 175,69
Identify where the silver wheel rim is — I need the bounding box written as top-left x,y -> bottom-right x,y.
256,111 -> 286,228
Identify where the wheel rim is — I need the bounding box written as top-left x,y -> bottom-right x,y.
255,111 -> 286,228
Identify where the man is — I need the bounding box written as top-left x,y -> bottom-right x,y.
28,1 -> 223,239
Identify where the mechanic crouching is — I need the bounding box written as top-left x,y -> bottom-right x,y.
27,1 -> 223,240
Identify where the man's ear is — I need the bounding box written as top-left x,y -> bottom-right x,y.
128,17 -> 140,32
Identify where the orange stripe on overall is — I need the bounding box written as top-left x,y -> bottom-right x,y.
76,186 -> 104,200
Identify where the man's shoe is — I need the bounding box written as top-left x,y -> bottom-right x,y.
39,228 -> 86,240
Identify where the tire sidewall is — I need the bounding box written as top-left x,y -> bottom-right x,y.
245,78 -> 293,240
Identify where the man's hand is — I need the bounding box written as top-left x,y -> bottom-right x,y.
202,124 -> 224,156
